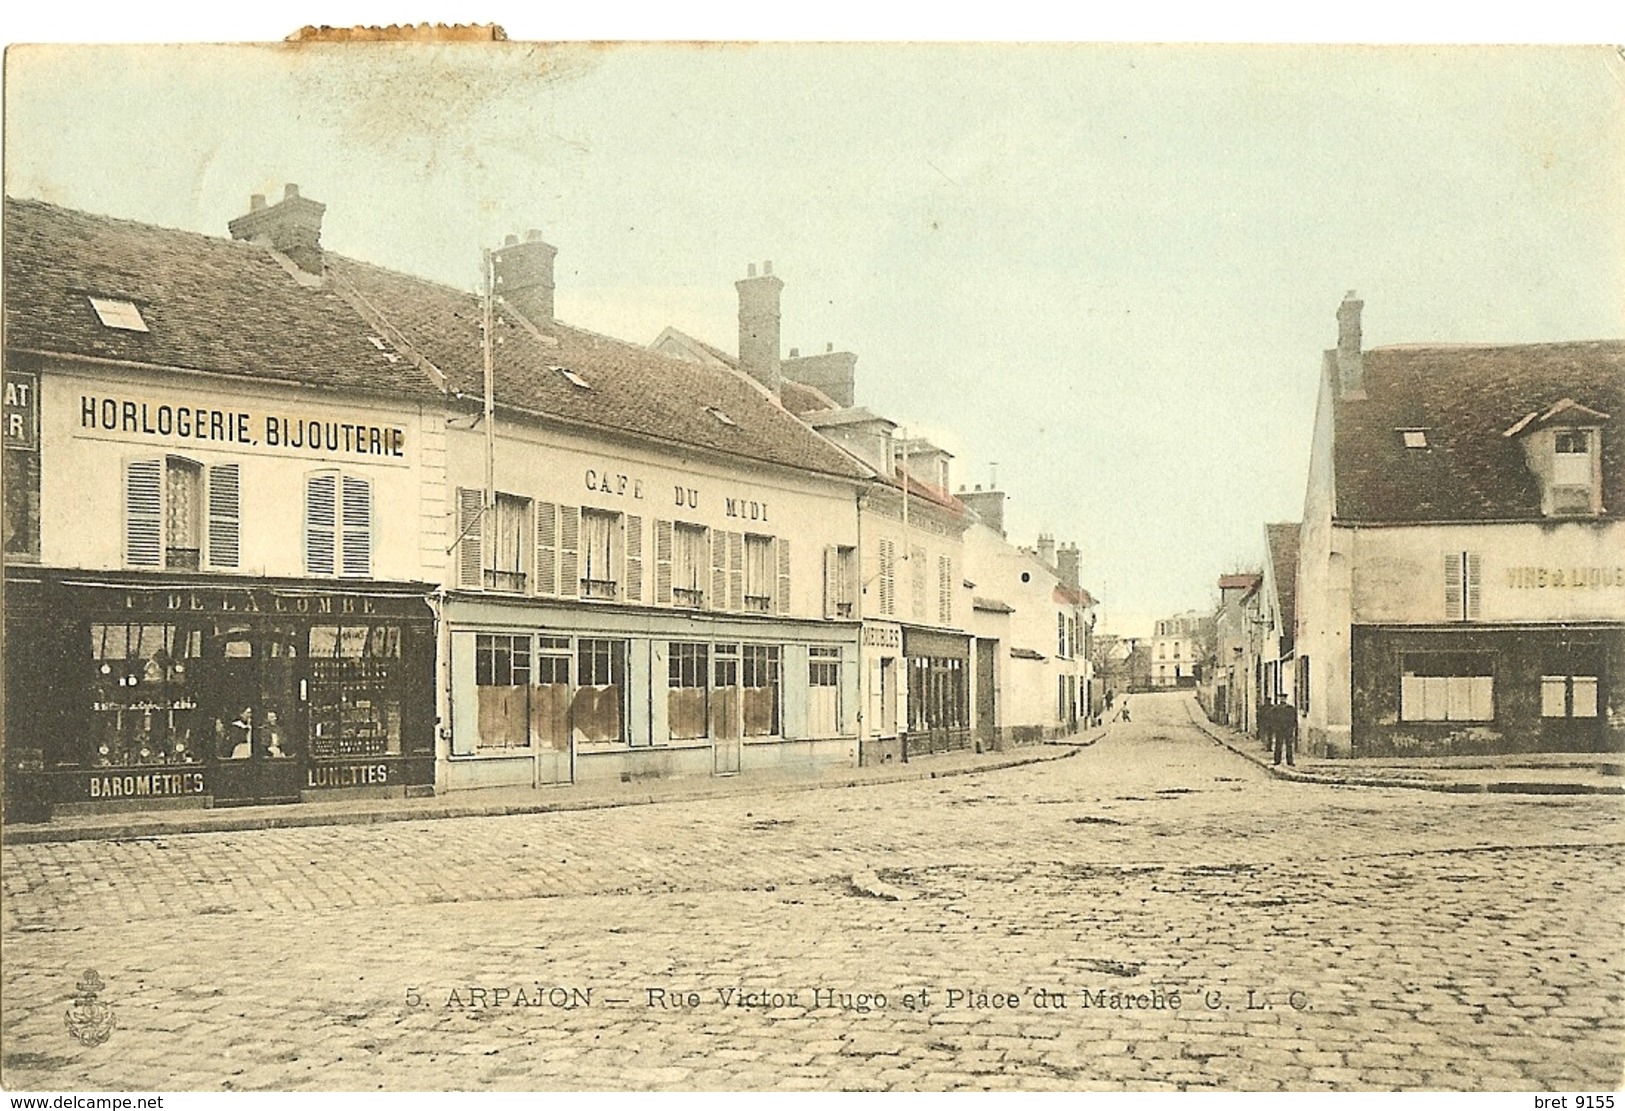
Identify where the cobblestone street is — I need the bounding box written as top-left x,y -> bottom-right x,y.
3,691 -> 1621,1092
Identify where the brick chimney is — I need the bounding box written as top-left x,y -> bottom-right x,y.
493,229 -> 558,323
1037,533 -> 1057,569
228,184 -> 327,275
1331,290 -> 1365,398
736,261 -> 783,394
1056,542 -> 1081,590
960,485 -> 1006,537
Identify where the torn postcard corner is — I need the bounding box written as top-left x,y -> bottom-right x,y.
286,23 -> 507,43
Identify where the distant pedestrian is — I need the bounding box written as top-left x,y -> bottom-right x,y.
1119,699 -> 1130,723
1271,703 -> 1296,767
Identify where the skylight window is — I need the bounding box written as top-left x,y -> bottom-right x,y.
552,365 -> 591,390
88,296 -> 148,333
1401,429 -> 1429,449
706,406 -> 737,427
366,335 -> 388,350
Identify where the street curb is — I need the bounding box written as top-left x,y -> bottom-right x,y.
1183,701 -> 1624,797
3,728 -> 1105,846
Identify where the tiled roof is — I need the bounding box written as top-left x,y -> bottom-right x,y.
1334,341 -> 1625,522
3,197 -> 437,399
5,197 -> 870,482
973,596 -> 1015,614
328,257 -> 871,481
781,378 -> 839,416
1264,521 -> 1299,646
1218,573 -> 1261,591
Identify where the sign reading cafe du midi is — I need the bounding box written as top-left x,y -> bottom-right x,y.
79,392 -> 406,458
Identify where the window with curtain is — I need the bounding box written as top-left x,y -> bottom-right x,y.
580,510 -> 620,600
486,494 -> 530,592
674,523 -> 707,607
744,535 -> 774,612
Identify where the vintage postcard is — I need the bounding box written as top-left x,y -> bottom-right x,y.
1,31 -> 1622,1096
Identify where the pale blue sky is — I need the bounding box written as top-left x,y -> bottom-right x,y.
7,38 -> 1623,634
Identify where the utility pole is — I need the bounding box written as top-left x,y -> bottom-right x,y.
482,248 -> 496,519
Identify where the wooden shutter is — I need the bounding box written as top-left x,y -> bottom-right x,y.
823,546 -> 837,618
625,515 -> 644,603
534,501 -> 558,595
776,537 -> 791,614
710,528 -> 727,610
456,487 -> 483,588
125,458 -> 163,567
558,505 -> 580,598
879,538 -> 895,616
655,519 -> 674,604
206,464 -> 240,569
1465,551 -> 1482,621
1444,551 -> 1463,620
340,475 -> 372,577
728,531 -> 744,611
306,473 -> 337,576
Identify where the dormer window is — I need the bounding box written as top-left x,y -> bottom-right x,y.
1503,399 -> 1609,518
89,296 -> 148,332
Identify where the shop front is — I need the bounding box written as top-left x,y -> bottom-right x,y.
443,596 -> 860,790
3,571 -> 436,820
902,626 -> 972,758
1349,624 -> 1625,757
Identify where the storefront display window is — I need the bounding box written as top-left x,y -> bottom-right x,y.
1400,652 -> 1494,722
741,644 -> 780,736
88,622 -> 203,766
575,638 -> 625,744
309,623 -> 403,757
908,655 -> 968,732
475,633 -> 531,749
669,641 -> 709,740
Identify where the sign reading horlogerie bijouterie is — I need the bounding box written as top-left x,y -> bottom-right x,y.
76,392 -> 406,458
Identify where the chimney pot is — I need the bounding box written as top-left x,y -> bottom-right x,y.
228,182 -> 327,275
788,347 -> 799,358
736,260 -> 784,395
748,263 -> 757,278
491,229 -> 559,322
826,341 -> 834,353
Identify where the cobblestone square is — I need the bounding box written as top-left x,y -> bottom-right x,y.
3,692 -> 1622,1091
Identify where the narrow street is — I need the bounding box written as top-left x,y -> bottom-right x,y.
3,691 -> 1621,1091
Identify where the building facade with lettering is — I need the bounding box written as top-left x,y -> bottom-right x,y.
335,244 -> 871,789
3,193 -> 445,819
1294,294 -> 1625,758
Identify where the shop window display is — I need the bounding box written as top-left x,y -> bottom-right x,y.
309,623 -> 403,757
88,623 -> 203,766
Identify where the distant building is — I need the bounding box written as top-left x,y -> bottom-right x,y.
1150,610 -> 1209,688
1295,293 -> 1625,758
